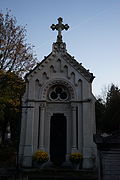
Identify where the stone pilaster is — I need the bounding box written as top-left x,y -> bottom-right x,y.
19,106 -> 27,165
39,102 -> 46,151
71,104 -> 77,152
23,102 -> 34,167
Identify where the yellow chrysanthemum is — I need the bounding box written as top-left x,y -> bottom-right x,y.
69,152 -> 83,163
32,150 -> 49,163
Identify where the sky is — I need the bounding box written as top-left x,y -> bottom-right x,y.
1,0 -> 120,97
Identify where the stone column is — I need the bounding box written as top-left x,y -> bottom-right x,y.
71,105 -> 77,152
39,103 -> 45,151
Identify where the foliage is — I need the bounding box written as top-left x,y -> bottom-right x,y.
32,150 -> 49,163
104,84 -> 120,132
95,98 -> 106,132
69,152 -> 83,164
0,70 -> 25,144
96,84 -> 120,133
0,9 -> 37,76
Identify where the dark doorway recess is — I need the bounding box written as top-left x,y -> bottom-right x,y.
50,113 -> 67,164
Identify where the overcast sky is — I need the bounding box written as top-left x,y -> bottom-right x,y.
1,0 -> 120,96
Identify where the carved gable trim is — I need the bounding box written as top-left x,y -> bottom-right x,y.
62,53 -> 95,83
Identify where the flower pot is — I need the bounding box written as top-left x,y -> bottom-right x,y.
33,161 -> 43,168
69,152 -> 83,170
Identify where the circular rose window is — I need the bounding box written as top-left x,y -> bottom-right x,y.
49,86 -> 69,101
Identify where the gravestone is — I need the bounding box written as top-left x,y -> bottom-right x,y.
94,132 -> 120,180
19,17 -> 97,168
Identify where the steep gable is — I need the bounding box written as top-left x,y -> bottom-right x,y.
25,42 -> 95,83
62,52 -> 94,82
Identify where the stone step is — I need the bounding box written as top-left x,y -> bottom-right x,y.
0,168 -> 98,180
28,176 -> 98,180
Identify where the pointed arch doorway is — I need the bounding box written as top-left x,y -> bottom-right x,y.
50,113 -> 67,164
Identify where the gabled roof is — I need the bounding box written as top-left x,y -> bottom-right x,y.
25,52 -> 52,79
25,42 -> 95,83
62,52 -> 95,82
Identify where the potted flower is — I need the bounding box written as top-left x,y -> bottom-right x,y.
32,150 -> 49,167
69,152 -> 83,170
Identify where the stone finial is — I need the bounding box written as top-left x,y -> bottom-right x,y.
51,17 -> 69,43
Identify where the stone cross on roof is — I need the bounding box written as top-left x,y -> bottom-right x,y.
51,17 -> 69,43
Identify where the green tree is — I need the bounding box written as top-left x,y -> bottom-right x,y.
95,98 -> 105,133
104,84 -> 120,133
0,9 -> 37,144
0,70 -> 25,144
0,10 -> 37,75
95,84 -> 120,133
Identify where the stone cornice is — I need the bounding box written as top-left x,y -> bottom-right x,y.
24,99 -> 92,103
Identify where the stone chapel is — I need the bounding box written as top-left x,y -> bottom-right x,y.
19,17 -> 97,169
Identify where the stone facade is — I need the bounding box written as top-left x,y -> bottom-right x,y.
19,18 -> 97,169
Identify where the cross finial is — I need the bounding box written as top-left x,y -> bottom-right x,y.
51,17 -> 69,43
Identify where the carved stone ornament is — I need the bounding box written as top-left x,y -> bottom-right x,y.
51,17 -> 69,43
52,42 -> 67,53
48,85 -> 69,101
42,79 -> 75,100
39,102 -> 46,108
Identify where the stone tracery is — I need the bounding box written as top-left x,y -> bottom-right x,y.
49,85 -> 69,101
42,79 -> 75,100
